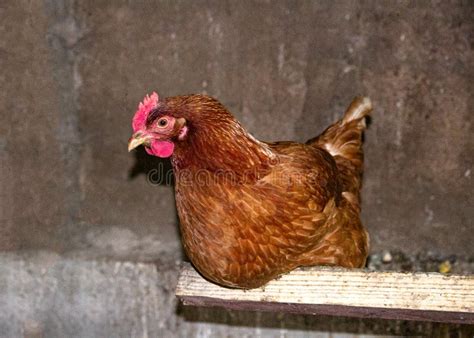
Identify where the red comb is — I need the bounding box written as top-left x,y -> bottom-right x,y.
132,92 -> 159,132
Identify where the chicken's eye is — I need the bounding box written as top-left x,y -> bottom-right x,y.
157,118 -> 168,128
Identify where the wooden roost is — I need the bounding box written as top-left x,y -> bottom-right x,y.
176,263 -> 474,324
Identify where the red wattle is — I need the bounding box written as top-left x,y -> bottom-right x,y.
148,140 -> 175,158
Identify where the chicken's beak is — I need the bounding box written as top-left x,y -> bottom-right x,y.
128,132 -> 151,152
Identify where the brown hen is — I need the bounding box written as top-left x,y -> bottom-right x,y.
128,93 -> 372,288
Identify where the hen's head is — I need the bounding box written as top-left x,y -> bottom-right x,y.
128,92 -> 240,157
128,92 -> 274,172
128,92 -> 190,158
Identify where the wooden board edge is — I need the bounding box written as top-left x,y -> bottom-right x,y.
177,294 -> 474,324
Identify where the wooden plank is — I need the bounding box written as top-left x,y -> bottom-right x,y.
176,263 -> 474,324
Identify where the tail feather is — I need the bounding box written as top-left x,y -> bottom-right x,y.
306,97 -> 372,205
342,96 -> 372,124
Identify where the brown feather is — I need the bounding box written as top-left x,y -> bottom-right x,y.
162,95 -> 371,288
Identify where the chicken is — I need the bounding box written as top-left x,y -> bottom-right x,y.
128,92 -> 372,289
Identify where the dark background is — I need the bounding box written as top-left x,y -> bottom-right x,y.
0,1 -> 473,336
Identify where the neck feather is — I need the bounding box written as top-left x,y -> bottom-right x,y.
172,119 -> 275,178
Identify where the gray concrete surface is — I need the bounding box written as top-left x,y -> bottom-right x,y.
0,1 -> 473,336
1,252 -> 472,337
0,0 -> 69,251
0,253 -> 170,337
1,0 -> 472,256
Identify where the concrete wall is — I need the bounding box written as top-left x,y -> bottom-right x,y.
1,252 -> 472,337
0,0 -> 473,335
2,0 -> 472,256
